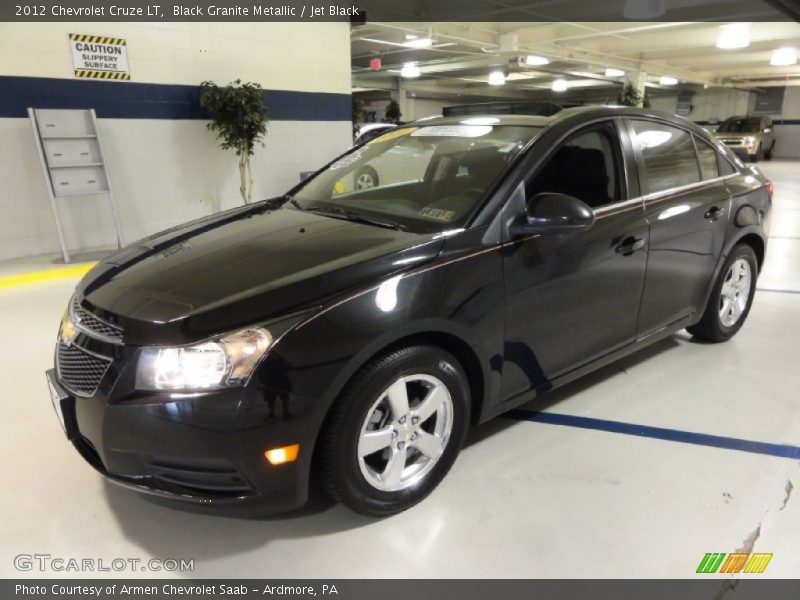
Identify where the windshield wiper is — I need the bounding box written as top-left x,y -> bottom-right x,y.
304,206 -> 407,231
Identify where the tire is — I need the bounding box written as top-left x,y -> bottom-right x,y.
320,345 -> 470,517
354,166 -> 379,190
688,244 -> 758,343
765,142 -> 775,161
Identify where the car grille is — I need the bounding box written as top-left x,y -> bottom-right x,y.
72,296 -> 123,343
57,342 -> 112,396
720,138 -> 743,145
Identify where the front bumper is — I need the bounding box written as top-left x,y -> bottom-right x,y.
717,140 -> 759,157
46,365 -> 323,514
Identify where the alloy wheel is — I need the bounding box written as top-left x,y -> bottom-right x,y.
719,258 -> 752,327
355,173 -> 376,189
357,374 -> 453,492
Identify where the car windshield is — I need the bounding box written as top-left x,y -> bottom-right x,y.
718,117 -> 762,133
290,123 -> 540,233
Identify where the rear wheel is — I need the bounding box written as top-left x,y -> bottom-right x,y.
688,244 -> 758,342
320,345 -> 470,516
354,166 -> 379,190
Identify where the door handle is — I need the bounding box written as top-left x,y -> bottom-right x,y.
615,236 -> 644,255
704,206 -> 725,220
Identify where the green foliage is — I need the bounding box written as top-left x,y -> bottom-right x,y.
385,99 -> 401,123
618,83 -> 643,107
199,79 -> 269,157
352,97 -> 367,124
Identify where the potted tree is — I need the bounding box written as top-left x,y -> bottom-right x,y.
199,79 -> 269,205
385,99 -> 402,123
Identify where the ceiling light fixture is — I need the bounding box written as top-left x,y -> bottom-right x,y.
605,67 -> 625,77
400,62 -> 421,78
552,79 -> 568,92
659,75 -> 679,85
717,23 -> 751,50
770,47 -> 798,66
402,35 -> 433,49
488,70 -> 506,85
525,54 -> 550,66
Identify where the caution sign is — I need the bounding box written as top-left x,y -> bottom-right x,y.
69,34 -> 130,80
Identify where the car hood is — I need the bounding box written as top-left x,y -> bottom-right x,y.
78,204 -> 443,345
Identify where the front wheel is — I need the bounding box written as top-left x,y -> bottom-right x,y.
320,345 -> 470,516
688,244 -> 758,342
764,142 -> 775,161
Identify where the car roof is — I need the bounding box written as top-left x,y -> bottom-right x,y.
406,105 -> 711,138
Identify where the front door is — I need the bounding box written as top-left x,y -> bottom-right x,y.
500,120 -> 649,400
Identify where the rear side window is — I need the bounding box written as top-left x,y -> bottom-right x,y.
630,120 -> 700,195
694,137 -> 719,180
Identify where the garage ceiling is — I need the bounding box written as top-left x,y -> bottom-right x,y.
352,20 -> 800,102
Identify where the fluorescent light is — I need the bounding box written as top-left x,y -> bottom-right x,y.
400,62 -> 420,78
605,67 -> 625,77
402,36 -> 433,49
771,47 -> 798,66
659,76 -> 679,85
488,70 -> 506,86
552,79 -> 568,92
525,54 -> 550,66
717,23 -> 750,50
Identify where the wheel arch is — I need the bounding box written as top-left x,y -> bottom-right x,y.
309,326 -> 489,470
736,232 -> 765,271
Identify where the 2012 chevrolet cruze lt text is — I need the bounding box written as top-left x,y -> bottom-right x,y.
47,106 -> 772,516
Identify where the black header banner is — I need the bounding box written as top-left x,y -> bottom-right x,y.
0,0 -> 795,22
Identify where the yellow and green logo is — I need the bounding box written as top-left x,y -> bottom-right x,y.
697,552 -> 772,574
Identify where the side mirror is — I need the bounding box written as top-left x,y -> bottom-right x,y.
511,192 -> 595,236
763,127 -> 773,134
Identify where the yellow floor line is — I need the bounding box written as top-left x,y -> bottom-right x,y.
0,263 -> 97,290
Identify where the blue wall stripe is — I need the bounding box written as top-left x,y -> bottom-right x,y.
0,76 -> 351,121
504,409 -> 800,459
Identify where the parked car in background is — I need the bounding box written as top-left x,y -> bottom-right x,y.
713,115 -> 776,162
353,123 -> 396,146
48,106 -> 772,517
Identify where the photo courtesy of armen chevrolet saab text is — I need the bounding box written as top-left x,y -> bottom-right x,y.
46,106 -> 772,517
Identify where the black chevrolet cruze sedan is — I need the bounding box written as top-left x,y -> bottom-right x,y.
47,106 -> 772,516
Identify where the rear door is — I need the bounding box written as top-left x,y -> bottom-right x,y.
626,119 -> 732,336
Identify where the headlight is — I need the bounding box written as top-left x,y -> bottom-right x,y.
744,136 -> 756,145
135,328 -> 273,391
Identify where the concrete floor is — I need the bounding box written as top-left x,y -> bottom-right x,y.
1,161 -> 798,579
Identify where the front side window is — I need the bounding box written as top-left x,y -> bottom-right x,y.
527,123 -> 623,209
630,120 -> 700,195
293,124 -> 540,233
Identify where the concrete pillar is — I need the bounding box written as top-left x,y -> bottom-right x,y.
627,70 -> 647,107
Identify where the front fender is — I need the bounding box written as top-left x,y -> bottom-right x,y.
258,234 -> 507,440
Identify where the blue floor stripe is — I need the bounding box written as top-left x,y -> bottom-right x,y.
504,409 -> 800,459
757,288 -> 800,295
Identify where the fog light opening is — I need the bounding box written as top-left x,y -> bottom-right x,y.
264,444 -> 300,465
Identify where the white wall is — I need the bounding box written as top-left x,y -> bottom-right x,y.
771,87 -> 800,159
0,23 -> 352,260
649,87 -> 755,122
649,85 -> 800,158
